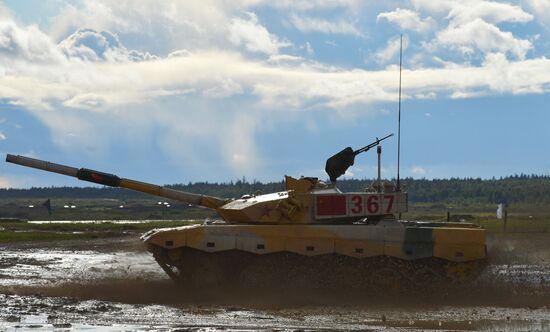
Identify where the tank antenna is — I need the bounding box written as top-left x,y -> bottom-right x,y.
396,34 -> 403,192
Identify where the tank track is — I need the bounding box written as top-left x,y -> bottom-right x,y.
150,245 -> 485,296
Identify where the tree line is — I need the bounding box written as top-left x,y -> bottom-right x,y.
1,175 -> 549,205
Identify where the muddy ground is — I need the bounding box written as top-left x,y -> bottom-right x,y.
0,233 -> 549,331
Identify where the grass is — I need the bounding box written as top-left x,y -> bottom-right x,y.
1,198 -> 549,243
0,197 -> 216,221
404,213 -> 550,233
478,216 -> 550,233
2,215 -> 549,245
405,202 -> 550,233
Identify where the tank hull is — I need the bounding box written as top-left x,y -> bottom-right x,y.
142,220 -> 486,292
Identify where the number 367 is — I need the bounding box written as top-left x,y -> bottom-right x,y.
350,195 -> 394,214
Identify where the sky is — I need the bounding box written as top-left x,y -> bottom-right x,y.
0,0 -> 549,188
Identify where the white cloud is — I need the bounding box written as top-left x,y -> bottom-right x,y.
481,52 -> 546,94
377,8 -> 435,33
229,12 -> 290,55
1,3 -> 550,178
49,1 -> 297,57
50,1 -> 228,45
62,93 -> 107,110
290,13 -> 362,36
267,54 -> 304,63
0,132 -> 6,140
523,0 -> 550,27
0,3 -> 13,20
412,0 -> 533,25
59,29 -> 156,62
410,0 -> 534,60
168,49 -> 192,58
374,36 -> 409,64
2,18 -> 549,117
411,166 -> 427,176
415,92 -> 436,99
266,0 -> 361,11
0,20 -> 65,64
202,78 -> 243,98
434,18 -> 532,59
446,1 -> 533,25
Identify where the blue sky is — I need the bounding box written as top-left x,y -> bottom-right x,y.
0,0 -> 549,188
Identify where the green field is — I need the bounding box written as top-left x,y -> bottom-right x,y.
0,197 -> 216,221
1,196 -> 549,243
406,202 -> 550,233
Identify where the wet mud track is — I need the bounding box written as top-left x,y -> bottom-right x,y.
0,234 -> 549,331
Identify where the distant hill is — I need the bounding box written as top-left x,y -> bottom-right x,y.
1,175 -> 549,205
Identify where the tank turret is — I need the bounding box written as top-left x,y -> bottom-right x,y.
6,150 -> 407,225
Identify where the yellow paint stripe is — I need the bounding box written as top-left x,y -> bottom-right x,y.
432,227 -> 485,244
120,179 -> 161,196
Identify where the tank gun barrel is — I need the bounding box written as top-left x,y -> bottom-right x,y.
5,154 -> 228,209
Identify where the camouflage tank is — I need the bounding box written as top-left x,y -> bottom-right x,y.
5,139 -> 486,293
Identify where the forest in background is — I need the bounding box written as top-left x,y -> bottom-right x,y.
1,175 -> 549,206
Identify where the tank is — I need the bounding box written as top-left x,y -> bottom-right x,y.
5,140 -> 486,294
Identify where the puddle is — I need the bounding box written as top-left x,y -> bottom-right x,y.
0,293 -> 549,331
0,234 -> 549,331
0,248 -> 165,287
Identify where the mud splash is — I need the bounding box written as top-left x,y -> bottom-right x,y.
1,293 -> 549,331
0,233 -> 549,331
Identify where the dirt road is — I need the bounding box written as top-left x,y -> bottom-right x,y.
0,233 -> 549,331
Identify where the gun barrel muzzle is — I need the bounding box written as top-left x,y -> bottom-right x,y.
5,154 -> 229,209
6,154 -> 79,178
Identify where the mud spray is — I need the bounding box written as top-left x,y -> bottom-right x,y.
1,233 -> 549,330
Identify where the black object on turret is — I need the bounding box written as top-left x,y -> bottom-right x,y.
325,133 -> 393,182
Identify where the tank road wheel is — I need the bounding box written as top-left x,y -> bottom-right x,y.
445,261 -> 482,283
152,248 -> 185,284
